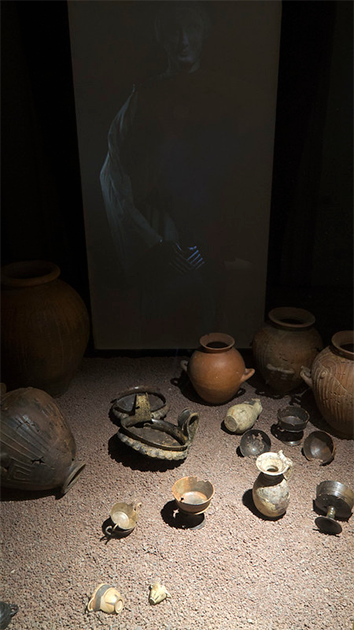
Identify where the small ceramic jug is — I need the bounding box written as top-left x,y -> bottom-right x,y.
181,332 -> 255,404
252,450 -> 293,518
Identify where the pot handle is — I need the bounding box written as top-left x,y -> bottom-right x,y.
104,523 -> 118,537
300,366 -> 313,388
240,367 -> 255,383
278,450 -> 294,481
180,359 -> 189,373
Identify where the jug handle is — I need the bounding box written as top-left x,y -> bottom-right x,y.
180,359 -> 189,373
278,450 -> 293,481
240,367 -> 255,383
300,366 -> 313,388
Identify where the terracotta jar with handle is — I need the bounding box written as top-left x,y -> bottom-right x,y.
1,260 -> 90,397
300,331 -> 354,439
181,332 -> 255,404
252,307 -> 323,394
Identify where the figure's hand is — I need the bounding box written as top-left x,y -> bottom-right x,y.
131,241 -> 205,280
169,243 -> 205,275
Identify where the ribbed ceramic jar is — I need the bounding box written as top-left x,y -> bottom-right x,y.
252,307 -> 323,394
181,332 -> 255,404
300,331 -> 354,439
1,260 -> 90,396
0,387 -> 85,494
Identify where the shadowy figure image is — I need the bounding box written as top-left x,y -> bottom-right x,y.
100,2 -> 240,345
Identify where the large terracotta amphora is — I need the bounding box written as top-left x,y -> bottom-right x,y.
252,450 -> 293,518
0,387 -> 85,494
252,307 -> 323,394
181,332 -> 255,404
300,331 -> 354,439
1,260 -> 90,396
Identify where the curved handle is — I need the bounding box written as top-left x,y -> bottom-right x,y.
278,450 -> 294,481
240,367 -> 255,383
300,366 -> 313,388
87,598 -> 95,612
180,359 -> 189,373
177,408 -> 199,440
104,523 -> 118,537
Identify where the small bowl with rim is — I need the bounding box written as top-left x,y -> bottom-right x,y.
172,476 -> 214,516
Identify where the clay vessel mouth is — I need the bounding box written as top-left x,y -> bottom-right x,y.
60,461 -> 86,495
255,452 -> 288,476
1,260 -> 60,287
331,331 -> 354,361
268,307 -> 316,330
199,333 -> 235,352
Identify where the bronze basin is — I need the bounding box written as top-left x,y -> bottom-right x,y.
111,387 -> 199,460
172,476 -> 214,515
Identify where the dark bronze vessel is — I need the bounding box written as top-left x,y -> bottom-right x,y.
303,431 -> 335,465
0,602 -> 18,630
273,406 -> 309,445
111,387 -> 199,460
0,387 -> 85,494
239,429 -> 271,458
315,480 -> 354,535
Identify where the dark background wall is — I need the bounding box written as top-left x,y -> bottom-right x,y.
1,1 -> 353,348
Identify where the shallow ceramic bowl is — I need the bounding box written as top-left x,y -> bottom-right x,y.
239,429 -> 271,458
303,431 -> 335,465
172,476 -> 215,515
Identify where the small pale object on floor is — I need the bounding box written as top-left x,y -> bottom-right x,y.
149,582 -> 170,605
223,398 -> 262,434
87,583 -> 124,614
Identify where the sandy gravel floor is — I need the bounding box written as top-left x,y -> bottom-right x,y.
1,355 -> 353,630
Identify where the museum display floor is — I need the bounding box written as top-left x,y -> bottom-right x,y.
1,354 -> 353,630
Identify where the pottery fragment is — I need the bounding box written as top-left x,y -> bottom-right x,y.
149,581 -> 171,605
